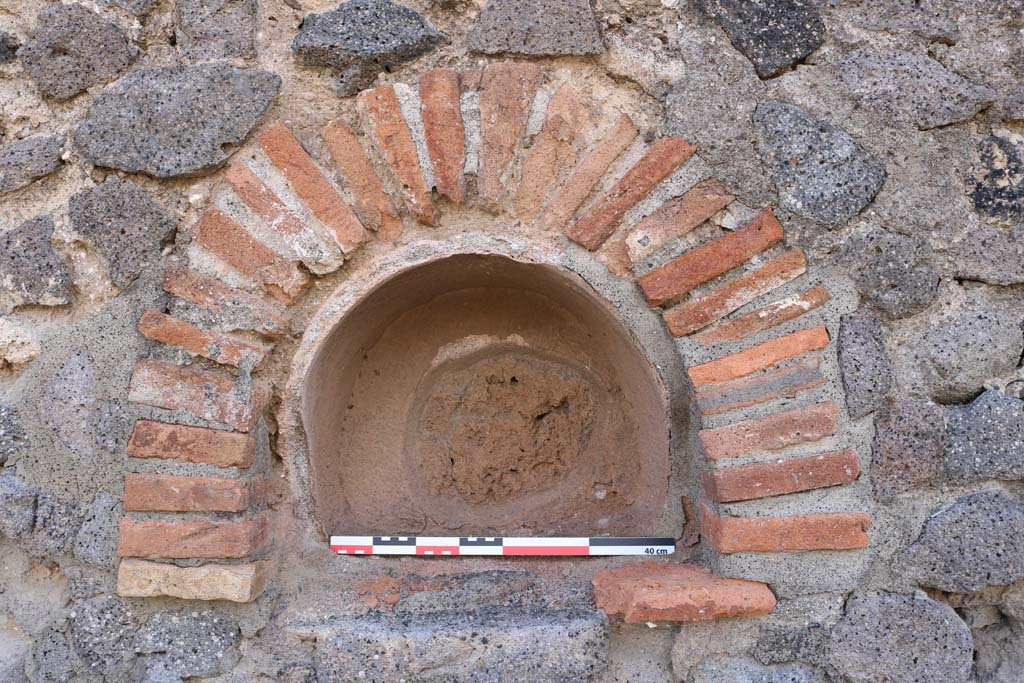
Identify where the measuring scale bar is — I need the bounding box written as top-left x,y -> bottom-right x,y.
329,536 -> 676,557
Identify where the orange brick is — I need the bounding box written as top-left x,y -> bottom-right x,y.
695,356 -> 824,416
593,563 -> 776,623
477,61 -> 541,208
513,83 -> 588,219
161,262 -> 289,338
688,327 -> 830,387
127,419 -> 255,468
567,136 -> 697,250
538,114 -> 638,232
127,359 -> 270,432
118,514 -> 269,559
695,284 -> 832,346
259,123 -> 367,251
357,85 -> 436,225
191,209 -> 310,303
625,177 -> 735,264
699,401 -> 839,461
703,449 -> 860,503
701,502 -> 871,553
137,310 -> 270,369
124,473 -> 260,512
664,248 -> 807,336
225,161 -> 306,237
638,208 -> 785,306
420,68 -> 466,204
322,119 -> 404,241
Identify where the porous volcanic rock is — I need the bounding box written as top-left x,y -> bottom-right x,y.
943,390 -> 1024,483
175,0 -> 257,59
466,0 -> 603,56
838,309 -> 893,419
871,399 -> 946,500
0,30 -> 18,62
0,216 -> 71,314
692,655 -> 826,683
0,134 -> 64,194
69,595 -> 141,682
75,63 -> 280,177
0,404 -> 27,465
847,228 -> 939,319
135,610 -> 241,681
968,132 -> 1024,222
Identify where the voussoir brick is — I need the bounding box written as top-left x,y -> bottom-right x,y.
259,123 -> 367,251
124,472 -> 261,513
137,310 -> 270,368
118,513 -> 270,559
127,359 -> 270,432
592,562 -> 776,623
625,177 -> 735,265
703,449 -> 860,503
420,68 -> 467,204
162,261 -> 289,338
477,61 -> 541,208
695,356 -> 825,416
638,207 -> 784,306
664,248 -> 807,337
225,160 -> 307,237
695,284 -> 832,346
358,84 -> 436,225
127,419 -> 255,468
699,401 -> 839,461
688,327 -> 830,387
566,136 -> 697,251
538,114 -> 638,232
117,558 -> 270,603
701,502 -> 871,553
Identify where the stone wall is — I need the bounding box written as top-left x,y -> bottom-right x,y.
0,0 -> 1022,681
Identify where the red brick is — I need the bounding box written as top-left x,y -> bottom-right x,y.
127,419 -> 255,468
191,209 -> 310,303
513,82 -> 588,219
538,114 -> 638,232
638,208 -> 785,306
477,61 -> 541,208
567,137 -> 697,250
161,261 -> 289,338
259,123 -> 367,251
625,178 -> 735,264
357,85 -> 436,225
420,68 -> 466,204
127,359 -> 270,432
695,284 -> 832,346
322,119 -> 404,241
593,563 -> 776,623
699,401 -> 839,461
124,473 -> 261,512
664,249 -> 806,337
701,502 -> 871,553
688,327 -> 830,387
695,356 -> 825,416
703,449 -> 860,503
118,513 -> 269,559
225,160 -> 306,237
137,310 -> 270,369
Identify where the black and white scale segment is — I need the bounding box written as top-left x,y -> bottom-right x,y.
330,536 -> 676,556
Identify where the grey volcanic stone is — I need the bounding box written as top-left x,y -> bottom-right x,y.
32,493 -> 81,557
972,618 -> 1024,683
968,133 -> 1024,222
176,0 -> 257,59
70,595 -> 141,682
753,625 -> 830,668
0,30 -> 18,62
466,0 -> 602,56
849,0 -> 958,44
75,63 -> 280,178
30,628 -> 78,683
313,608 -> 608,682
693,656 -> 825,683
901,491 -> 1024,592
38,351 -> 98,460
1000,86 -> 1024,121
699,0 -> 825,79
74,493 -> 121,567
828,592 -> 973,683
847,229 -> 939,319
69,179 -> 176,288
944,391 -> 1024,483
100,0 -> 159,15
838,310 -> 893,419
0,469 -> 38,539
0,134 -> 63,194
872,399 -> 946,501
292,0 -> 446,96
950,224 -> 1024,285
754,103 -> 886,224
136,610 -> 241,681
0,403 -> 27,465
18,3 -> 136,100
838,48 -> 996,130
0,216 -> 71,314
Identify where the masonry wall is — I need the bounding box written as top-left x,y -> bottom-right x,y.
1,1 -> 1023,682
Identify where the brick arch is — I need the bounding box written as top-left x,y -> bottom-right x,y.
115,61 -> 869,618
